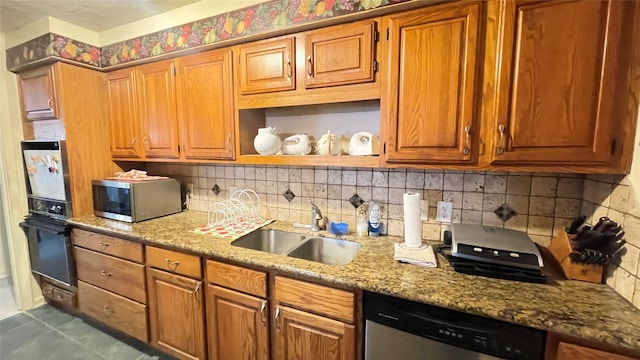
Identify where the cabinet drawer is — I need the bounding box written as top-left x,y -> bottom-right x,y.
147,246 -> 202,278
78,281 -> 148,343
72,229 -> 143,263
206,260 -> 267,298
74,247 -> 146,303
41,281 -> 77,307
275,276 -> 354,323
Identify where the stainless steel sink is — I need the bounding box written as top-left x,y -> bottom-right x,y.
231,229 -> 306,254
287,237 -> 361,266
231,229 -> 361,265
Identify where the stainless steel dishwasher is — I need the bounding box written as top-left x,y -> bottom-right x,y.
364,292 -> 546,360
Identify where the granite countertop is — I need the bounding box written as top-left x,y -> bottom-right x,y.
68,211 -> 640,353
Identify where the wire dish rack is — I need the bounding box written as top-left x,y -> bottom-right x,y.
193,189 -> 272,240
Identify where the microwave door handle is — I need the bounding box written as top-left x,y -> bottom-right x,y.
19,222 -> 66,235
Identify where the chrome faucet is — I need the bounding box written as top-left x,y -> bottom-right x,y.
309,200 -> 323,231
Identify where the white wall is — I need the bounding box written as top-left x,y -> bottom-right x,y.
0,33 -> 43,310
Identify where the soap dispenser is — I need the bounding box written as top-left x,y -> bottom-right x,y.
356,204 -> 368,237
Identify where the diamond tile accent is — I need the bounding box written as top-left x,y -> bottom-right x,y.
211,184 -> 220,195
349,193 -> 364,208
494,203 -> 517,222
283,189 -> 296,202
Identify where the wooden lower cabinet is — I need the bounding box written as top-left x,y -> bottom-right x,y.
206,285 -> 269,360
146,268 -> 206,360
78,281 -> 148,342
555,342 -> 635,360
274,305 -> 356,360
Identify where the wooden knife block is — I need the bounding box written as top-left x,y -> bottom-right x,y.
547,231 -> 603,283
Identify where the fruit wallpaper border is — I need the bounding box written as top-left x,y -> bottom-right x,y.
6,0 -> 411,71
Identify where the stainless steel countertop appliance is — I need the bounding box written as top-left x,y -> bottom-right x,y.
364,292 -> 546,360
443,224 -> 546,283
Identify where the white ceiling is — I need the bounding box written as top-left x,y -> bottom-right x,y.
0,0 -> 202,33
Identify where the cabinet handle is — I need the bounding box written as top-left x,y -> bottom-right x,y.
103,305 -> 112,312
286,59 -> 292,79
142,136 -> 148,149
164,258 -> 180,267
98,241 -> 110,248
496,124 -> 505,155
306,56 -> 313,79
275,306 -> 281,332
225,134 -> 231,152
47,97 -> 54,111
193,283 -> 201,303
100,270 -> 112,277
131,137 -> 137,146
463,125 -> 471,155
260,301 -> 267,325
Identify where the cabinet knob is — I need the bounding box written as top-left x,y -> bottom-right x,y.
260,301 -> 267,325
275,306 -> 281,332
463,125 -> 471,155
103,305 -> 112,312
164,258 -> 180,267
306,56 -> 313,79
496,124 -> 506,155
193,283 -> 201,303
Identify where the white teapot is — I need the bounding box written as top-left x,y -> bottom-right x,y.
254,127 -> 282,155
316,131 -> 342,156
282,134 -> 312,155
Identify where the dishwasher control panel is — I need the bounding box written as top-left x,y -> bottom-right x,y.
364,292 -> 545,360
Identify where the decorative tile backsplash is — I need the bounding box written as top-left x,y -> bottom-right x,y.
580,174 -> 640,309
145,163 -> 583,247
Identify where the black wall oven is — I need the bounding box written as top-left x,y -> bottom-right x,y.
20,213 -> 75,286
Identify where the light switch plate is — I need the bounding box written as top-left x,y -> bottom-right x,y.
436,201 -> 453,223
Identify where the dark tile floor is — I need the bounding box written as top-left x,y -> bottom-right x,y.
0,305 -> 176,360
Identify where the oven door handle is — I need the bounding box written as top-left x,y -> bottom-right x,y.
19,221 -> 66,235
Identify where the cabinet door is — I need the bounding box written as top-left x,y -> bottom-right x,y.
274,305 -> 355,360
239,37 -> 295,94
206,285 -> 269,360
384,3 -> 480,163
106,69 -> 143,159
556,342 -> 635,360
304,20 -> 375,88
135,60 -> 180,159
176,49 -> 235,160
490,0 -> 622,164
147,268 -> 205,360
19,66 -> 59,120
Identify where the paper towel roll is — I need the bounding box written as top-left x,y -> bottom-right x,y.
403,192 -> 422,248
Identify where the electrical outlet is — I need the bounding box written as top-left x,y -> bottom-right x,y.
420,200 -> 429,221
436,201 -> 453,223
186,183 -> 194,198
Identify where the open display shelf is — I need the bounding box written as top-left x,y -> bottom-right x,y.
237,154 -> 380,167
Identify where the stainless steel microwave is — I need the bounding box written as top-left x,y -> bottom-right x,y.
92,178 -> 182,222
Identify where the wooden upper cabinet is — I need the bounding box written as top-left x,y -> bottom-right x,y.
135,60 -> 180,159
176,49 -> 235,160
384,2 -> 480,163
19,65 -> 59,121
106,69 -> 143,159
147,268 -> 206,360
206,285 -> 269,360
490,0 -> 623,165
238,37 -> 295,94
274,305 -> 355,360
304,20 -> 376,88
